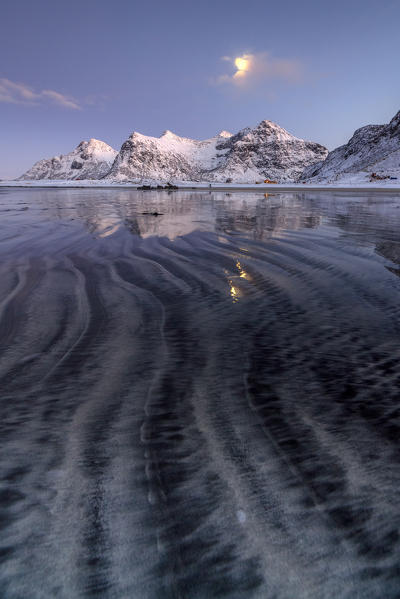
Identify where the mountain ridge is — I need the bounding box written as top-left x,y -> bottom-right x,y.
302,110 -> 400,183
19,120 -> 327,183
19,111 -> 400,185
106,120 -> 327,183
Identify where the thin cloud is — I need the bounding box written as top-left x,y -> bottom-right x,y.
215,52 -> 304,86
41,90 -> 81,110
0,78 -> 81,110
0,79 -> 38,103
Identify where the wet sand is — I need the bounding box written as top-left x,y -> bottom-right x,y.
1,188 -> 400,598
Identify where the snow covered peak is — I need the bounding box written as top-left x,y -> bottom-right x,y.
216,130 -> 233,139
253,120 -> 297,141
129,130 -> 190,145
129,131 -> 146,140
76,138 -> 109,149
160,130 -> 181,139
19,139 -> 117,181
258,119 -> 283,129
160,129 -> 233,141
389,110 -> 400,131
87,138 -> 112,148
302,107 -> 400,183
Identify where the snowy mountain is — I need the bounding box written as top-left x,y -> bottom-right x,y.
107,121 -> 327,183
107,130 -> 234,183
208,120 -> 328,183
16,111 -> 400,185
19,139 -> 117,180
302,110 -> 400,183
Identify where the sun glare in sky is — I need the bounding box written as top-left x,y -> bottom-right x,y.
233,55 -> 251,80
234,56 -> 250,72
234,57 -> 249,71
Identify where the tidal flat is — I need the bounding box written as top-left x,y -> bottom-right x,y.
1,188 -> 400,598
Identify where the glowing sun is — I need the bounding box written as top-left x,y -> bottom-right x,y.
235,56 -> 249,72
234,55 -> 250,77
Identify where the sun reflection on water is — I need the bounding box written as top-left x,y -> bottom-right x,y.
236,260 -> 250,280
225,261 -> 251,303
230,282 -> 239,302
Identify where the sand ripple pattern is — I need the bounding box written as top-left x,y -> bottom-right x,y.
1,189 -> 400,598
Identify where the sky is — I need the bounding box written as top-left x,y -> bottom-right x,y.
0,0 -> 399,178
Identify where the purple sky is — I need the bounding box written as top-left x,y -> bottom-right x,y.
1,0 -> 399,178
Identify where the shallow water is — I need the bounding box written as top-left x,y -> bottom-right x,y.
1,188 -> 400,598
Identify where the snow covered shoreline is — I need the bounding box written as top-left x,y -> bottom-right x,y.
2,179 -> 400,192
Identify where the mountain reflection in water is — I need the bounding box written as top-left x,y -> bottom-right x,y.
1,188 -> 400,598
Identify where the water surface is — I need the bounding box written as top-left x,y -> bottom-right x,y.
1,188 -> 400,598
